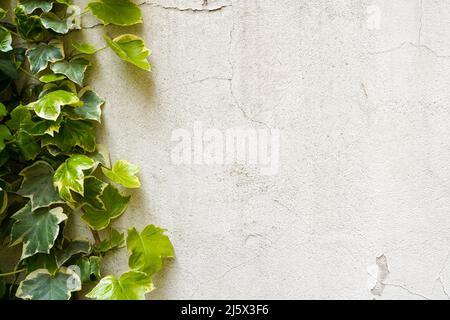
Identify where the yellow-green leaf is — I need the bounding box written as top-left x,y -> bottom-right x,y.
102,160 -> 141,188
87,0 -> 142,26
86,271 -> 153,300
104,34 -> 151,71
127,225 -> 174,276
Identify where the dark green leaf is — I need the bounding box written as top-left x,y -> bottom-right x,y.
17,161 -> 63,210
10,203 -> 67,259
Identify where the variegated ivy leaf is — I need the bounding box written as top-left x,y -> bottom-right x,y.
102,160 -> 141,188
94,228 -> 124,253
26,40 -> 64,74
40,12 -> 70,34
17,161 -> 63,210
51,58 -> 90,86
39,73 -> 66,83
104,34 -> 151,71
27,90 -> 81,121
0,27 -> 12,52
10,203 -> 67,259
127,225 -> 174,276
81,184 -> 130,230
64,88 -> 104,122
14,6 -> 43,40
41,119 -> 96,153
55,239 -> 91,267
53,154 -> 95,202
16,268 -> 81,300
86,270 -> 153,300
87,0 -> 142,26
19,0 -> 53,14
71,40 -> 99,54
77,176 -> 107,209
0,124 -> 12,152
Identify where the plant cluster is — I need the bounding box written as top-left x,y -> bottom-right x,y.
0,0 -> 174,300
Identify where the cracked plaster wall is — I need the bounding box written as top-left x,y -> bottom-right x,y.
64,0 -> 450,299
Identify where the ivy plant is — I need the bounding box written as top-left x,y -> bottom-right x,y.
0,0 -> 174,300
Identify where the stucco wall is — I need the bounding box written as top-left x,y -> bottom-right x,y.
76,0 -> 450,299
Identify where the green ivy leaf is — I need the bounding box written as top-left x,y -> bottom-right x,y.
0,9 -> 7,20
39,73 -> 66,83
10,203 -> 67,259
16,130 -> 40,160
41,119 -> 96,153
6,105 -> 32,131
26,117 -> 63,136
81,184 -> 130,230
64,88 -> 104,122
71,40 -> 99,54
19,0 -> 53,14
94,228 -> 124,253
0,125 -> 12,152
86,270 -> 153,300
26,40 -> 64,74
127,225 -> 174,276
0,27 -> 12,52
104,34 -> 151,71
16,268 -> 81,300
87,0 -> 142,26
0,59 -> 19,79
23,253 -> 57,273
89,144 -> 110,169
17,161 -> 63,210
102,160 -> 141,188
50,58 -> 90,86
74,256 -> 101,282
55,239 -> 91,267
0,185 -> 7,215
0,102 -> 7,120
41,12 -> 70,34
27,90 -> 81,121
14,6 -> 43,40
53,155 -> 95,202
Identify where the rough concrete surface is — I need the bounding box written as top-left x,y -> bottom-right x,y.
71,0 -> 450,299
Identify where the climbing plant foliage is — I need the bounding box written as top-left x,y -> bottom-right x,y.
0,0 -> 174,300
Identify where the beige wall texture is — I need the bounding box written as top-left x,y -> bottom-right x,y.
72,0 -> 450,299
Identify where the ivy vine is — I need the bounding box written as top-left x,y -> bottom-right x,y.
0,0 -> 174,300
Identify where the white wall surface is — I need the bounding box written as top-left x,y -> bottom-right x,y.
74,0 -> 450,299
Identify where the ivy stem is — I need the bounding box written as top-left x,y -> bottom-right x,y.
91,230 -> 101,245
0,268 -> 26,277
19,67 -> 39,80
